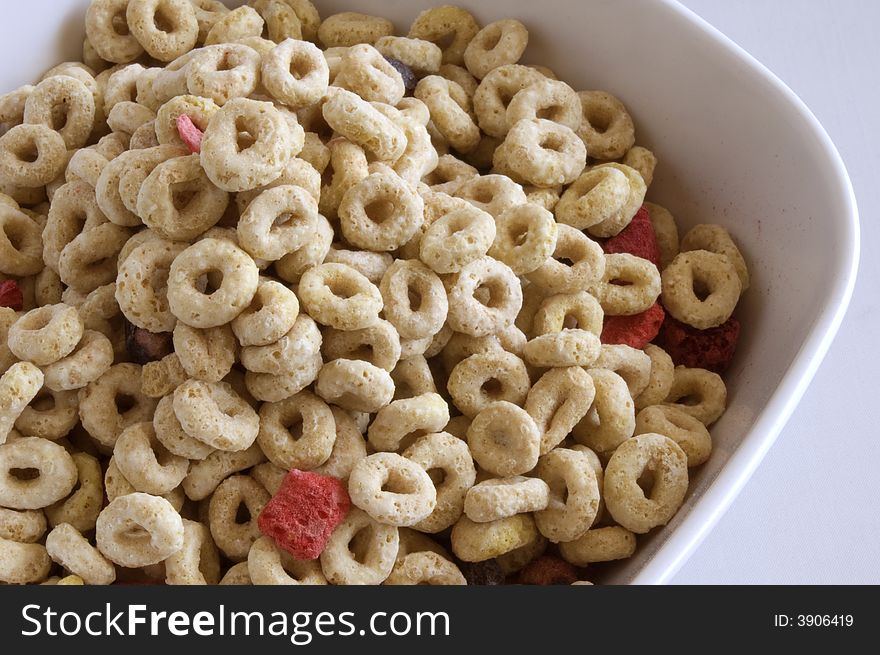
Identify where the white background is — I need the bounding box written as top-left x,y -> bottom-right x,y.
674,0 -> 879,584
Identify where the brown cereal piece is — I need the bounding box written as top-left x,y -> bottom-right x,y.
0,437 -> 78,509
592,253 -> 661,316
525,224 -> 605,295
205,5 -> 264,45
466,401 -> 540,477
173,379 -> 260,452
96,492 -> 185,566
322,89 -> 406,162
78,363 -> 158,449
559,526 -> 637,565
339,170 -> 425,252
315,358 -> 394,413
262,38 -> 329,109
257,390 -> 335,470
317,12 -> 393,48
463,19 -> 528,80
661,250 -> 741,329
448,350 -> 530,418
464,476 -> 550,523
576,90 -> 636,161
644,202 -> 679,271
0,363 -> 45,445
603,433 -> 688,534
451,513 -> 537,562
298,263 -> 383,330
167,238 -> 260,329
86,0 -> 146,64
46,522 -> 116,585
622,146 -> 657,188
526,367 -> 596,454
349,452 -> 437,527
572,368 -> 635,454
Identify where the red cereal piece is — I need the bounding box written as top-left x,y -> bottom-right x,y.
601,302 -> 665,349
258,469 -> 351,560
657,314 -> 740,374
602,205 -> 661,267
0,280 -> 23,310
176,114 -> 203,154
515,555 -> 579,585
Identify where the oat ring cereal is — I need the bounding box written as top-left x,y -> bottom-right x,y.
8,304 -> 84,366
0,124 -> 68,188
408,5 -> 480,66
0,205 -> 44,277
0,437 -> 78,509
336,44 -> 405,105
95,492 -> 185,567
339,171 -> 425,252
506,78 -> 582,132
526,366 -> 596,454
115,238 -> 188,332
534,448 -> 600,543
173,379 -> 260,452
472,64 -> 545,138
593,253 -> 661,316
85,0 -> 146,64
466,401 -> 541,477
533,290 -> 605,337
24,76 -> 96,150
463,19 -> 528,80
448,350 -> 530,418
315,359 -> 395,413
582,163 -> 647,238
450,513 -> 537,562
320,508 -> 399,585
664,366 -> 728,426
419,202 -> 495,274
379,259 -> 448,340
526,224 -> 606,295
576,90 -> 636,161
165,518 -> 221,584
635,405 -> 712,467
126,0 -> 199,62
0,538 -> 51,584
298,263 -> 383,331
45,523 -> 116,585
239,184 -> 319,261
661,250 -> 741,329
447,256 -> 522,337
152,393 -> 215,460
43,330 -> 114,393
262,38 -> 329,109
78,363 -> 158,449
385,551 -> 465,585
187,44 -> 262,105
464,476 -> 550,523
249,535 -> 327,585
322,319 -> 402,372
321,88 -> 406,162
1,363 -> 42,443
489,203 -> 558,276
367,393 -> 448,453
555,166 -> 632,231
558,526 -> 637,566
349,452 -> 437,527
604,433 -> 689,534
167,238 -> 260,328
415,76 -> 481,153
240,313 -> 321,376
573,368 -> 636,454
232,279 -> 299,347
257,390 -> 336,470
680,223 -> 751,292
208,474 -> 269,561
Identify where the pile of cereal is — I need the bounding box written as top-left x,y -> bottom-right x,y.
0,0 -> 748,586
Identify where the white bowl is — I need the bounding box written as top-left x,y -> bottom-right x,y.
2,0 -> 858,583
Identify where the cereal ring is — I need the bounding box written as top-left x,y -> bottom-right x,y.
315,359 -> 394,413
155,95 -> 219,149
375,36 -> 442,76
322,319 -> 401,372
257,391 -> 336,470
526,367 -> 596,454
450,513 -> 537,562
463,19 -> 528,80
0,206 -> 43,276
367,393 -> 448,452
204,5 -> 263,45
298,263 -> 382,330
644,202 -> 679,271
349,452 -> 437,527
248,536 -> 327,585
664,366 -> 727,426
409,6 -> 479,66
454,173 -> 527,218
603,433 -> 688,533
58,221 -> 131,294
525,224 -> 605,295
635,404 -> 712,467
390,356 -> 437,400
488,203 -> 557,276
634,344 -> 674,410
167,238 -> 259,328
506,78 -> 581,132
576,91 -> 636,160
385,551 -> 465,585
182,443 -> 265,501
0,124 -> 67,188
113,421 -> 189,494
416,76 -> 480,153
262,38 -> 329,109
189,0 -> 230,42
595,344 -> 652,398
251,0 -> 303,42
318,138 -> 368,221
115,238 -> 187,332
126,0 -> 198,62
661,250 -> 741,329
447,256 -> 522,337
466,401 -> 540,477
78,363 -> 157,448
534,448 -> 600,543
448,349 -> 530,418
230,279 -> 298,348
336,44 -> 405,105
680,224 -> 749,292
24,76 -> 96,150
8,304 -> 83,366
317,12 -> 393,48
0,507 -> 46,543
219,561 -> 251,585
464,476 -> 549,523
320,507 -> 398,584
379,260 -> 448,340
555,166 -> 629,231
240,312 -> 320,375
208,474 -> 269,561
0,437 -> 77,509
171,322 -> 234,382
494,118 -> 586,187
339,171 -> 424,252
311,407 -> 368,481
423,154 -> 478,195
523,328 -> 601,368
95,492 -> 185,567
592,253 -> 661,316
138,154 -> 229,240
326,246 -> 392,284
622,146 -> 657,188
173,379 -> 259,452
572,368 -> 635,453
558,526 -> 637,565
106,100 -> 155,135
322,89 -> 406,162
164,518 -> 220,585
86,0 -> 146,64
200,97 -> 297,192
152,393 -> 215,459
238,185 -> 318,261
420,202 -> 495,274
532,291 -> 604,337
472,64 -> 544,138
45,523 -> 116,585
244,352 -> 323,403
13,387 -> 78,440
0,538 -> 51,584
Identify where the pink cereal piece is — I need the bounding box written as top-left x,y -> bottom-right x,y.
176,115 -> 204,154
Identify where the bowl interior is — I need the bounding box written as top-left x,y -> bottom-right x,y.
1,0 -> 858,583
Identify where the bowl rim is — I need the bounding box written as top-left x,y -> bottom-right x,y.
630,0 -> 861,584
